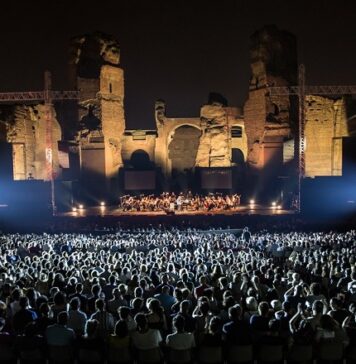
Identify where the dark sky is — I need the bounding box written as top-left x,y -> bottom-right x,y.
1,0 -> 355,129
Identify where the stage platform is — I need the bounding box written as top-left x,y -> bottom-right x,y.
0,203 -> 299,233
59,204 -> 295,217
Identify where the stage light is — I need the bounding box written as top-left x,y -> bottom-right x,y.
79,204 -> 84,209
271,201 -> 277,208
277,205 -> 281,209
72,207 -> 77,212
100,201 -> 105,206
249,199 -> 255,205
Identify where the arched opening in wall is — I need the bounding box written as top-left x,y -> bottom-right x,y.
231,148 -> 246,194
168,125 -> 201,191
130,149 -> 152,170
231,148 -> 244,165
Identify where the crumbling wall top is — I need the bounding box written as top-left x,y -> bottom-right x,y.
69,32 -> 120,79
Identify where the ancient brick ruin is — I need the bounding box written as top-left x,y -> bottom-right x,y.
0,26 -> 354,198
3,104 -> 61,180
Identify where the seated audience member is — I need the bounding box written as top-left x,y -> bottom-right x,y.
343,302 -> 356,346
34,302 -> 54,335
14,321 -> 45,357
223,304 -> 253,345
109,319 -> 131,349
77,319 -> 105,359
146,298 -> 167,332
328,297 -> 349,326
45,311 -> 75,346
315,314 -> 349,345
131,313 -> 162,350
108,288 -> 128,317
67,297 -> 87,337
90,298 -> 115,339
201,316 -> 223,346
166,314 -> 195,350
13,297 -> 38,335
250,301 -> 270,336
155,285 -> 176,313
119,306 -> 137,332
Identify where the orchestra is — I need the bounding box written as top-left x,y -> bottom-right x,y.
119,192 -> 241,212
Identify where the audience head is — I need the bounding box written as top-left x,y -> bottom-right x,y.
57,311 -> 68,326
114,320 -> 129,337
85,319 -> 99,338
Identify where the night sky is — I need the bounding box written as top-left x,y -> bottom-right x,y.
1,0 -> 355,129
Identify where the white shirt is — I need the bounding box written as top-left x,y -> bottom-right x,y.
166,332 -> 195,350
131,329 -> 162,350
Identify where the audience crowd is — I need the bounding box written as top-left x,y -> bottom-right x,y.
0,227 -> 355,362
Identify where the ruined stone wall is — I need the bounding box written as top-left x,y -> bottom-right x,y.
168,126 -> 201,171
305,95 -> 349,177
71,33 -> 126,189
100,65 -> 125,178
243,89 -> 292,169
159,117 -> 202,175
243,88 -> 267,168
6,105 -> 61,180
154,100 -> 203,175
77,78 -> 100,121
250,25 -> 297,89
153,100 -> 248,175
244,26 -> 296,171
196,105 -> 231,167
121,133 -> 156,164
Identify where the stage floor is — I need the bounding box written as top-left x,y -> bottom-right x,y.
58,204 -> 295,217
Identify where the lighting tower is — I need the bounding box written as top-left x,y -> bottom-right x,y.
0,72 -> 79,215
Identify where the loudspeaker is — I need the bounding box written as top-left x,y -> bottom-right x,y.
0,142 -> 13,181
342,137 -> 356,177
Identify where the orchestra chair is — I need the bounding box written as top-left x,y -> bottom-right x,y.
286,344 -> 313,364
136,348 -> 163,364
0,342 -> 16,364
47,345 -> 74,364
77,347 -> 104,364
316,342 -> 344,364
167,348 -> 193,364
345,343 -> 356,364
198,346 -> 223,364
107,345 -> 133,364
226,344 -> 254,364
18,347 -> 46,364
256,344 -> 284,364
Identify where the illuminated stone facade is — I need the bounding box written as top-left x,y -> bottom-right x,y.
146,100 -> 247,176
6,105 -> 61,180
244,26 -> 296,172
305,96 -> 348,177
70,33 -> 125,191
0,27 -> 354,188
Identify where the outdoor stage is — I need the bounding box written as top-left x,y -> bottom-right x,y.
0,202 -> 299,233
59,204 -> 295,217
